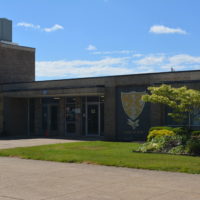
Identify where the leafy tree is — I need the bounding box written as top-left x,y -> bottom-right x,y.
142,84 -> 200,127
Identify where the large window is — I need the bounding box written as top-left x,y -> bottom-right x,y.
81,96 -> 104,136
66,97 -> 76,134
29,98 -> 35,134
165,106 -> 200,127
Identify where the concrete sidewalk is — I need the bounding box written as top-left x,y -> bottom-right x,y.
0,138 -> 83,149
0,157 -> 200,200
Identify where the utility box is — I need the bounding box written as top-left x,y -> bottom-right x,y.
0,18 -> 12,42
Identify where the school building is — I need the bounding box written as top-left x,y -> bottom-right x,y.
0,18 -> 200,141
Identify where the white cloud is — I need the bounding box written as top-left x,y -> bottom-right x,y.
134,53 -> 200,72
35,53 -> 200,80
36,57 -> 132,78
169,54 -> 200,64
17,22 -> 40,29
92,50 -> 134,55
132,54 -> 143,58
86,44 -> 97,51
17,22 -> 64,33
135,56 -> 165,65
43,24 -> 64,32
149,25 -> 187,34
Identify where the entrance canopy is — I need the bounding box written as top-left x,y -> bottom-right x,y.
2,86 -> 105,98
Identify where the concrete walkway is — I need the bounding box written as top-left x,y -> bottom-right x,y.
0,138 -> 83,149
0,157 -> 200,200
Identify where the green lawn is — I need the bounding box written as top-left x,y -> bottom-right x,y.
0,141 -> 200,174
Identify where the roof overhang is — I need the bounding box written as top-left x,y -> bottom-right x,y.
2,86 -> 105,98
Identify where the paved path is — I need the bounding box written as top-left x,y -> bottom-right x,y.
0,138 -> 82,149
0,157 -> 200,200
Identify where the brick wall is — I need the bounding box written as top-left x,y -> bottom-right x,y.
0,43 -> 35,84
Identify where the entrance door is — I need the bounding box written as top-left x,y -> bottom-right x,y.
87,104 -> 99,135
43,104 -> 59,136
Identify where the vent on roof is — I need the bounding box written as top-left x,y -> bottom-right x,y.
0,18 -> 12,42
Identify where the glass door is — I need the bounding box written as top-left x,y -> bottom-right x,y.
42,104 -> 59,136
65,97 -> 76,135
87,104 -> 99,135
50,105 -> 58,131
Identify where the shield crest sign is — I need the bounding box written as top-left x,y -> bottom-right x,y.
121,91 -> 146,129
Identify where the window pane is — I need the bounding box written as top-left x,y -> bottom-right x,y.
66,97 -> 76,104
50,105 -> 58,130
87,96 -> 99,102
66,104 -> 76,121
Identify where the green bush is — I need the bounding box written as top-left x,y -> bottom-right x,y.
147,129 -> 175,141
186,138 -> 200,155
173,127 -> 189,135
191,130 -> 200,137
139,126 -> 200,155
149,126 -> 189,135
149,126 -> 174,132
138,135 -> 182,153
169,145 -> 185,154
138,137 -> 166,152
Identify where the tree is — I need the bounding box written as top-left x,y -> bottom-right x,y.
142,84 -> 200,128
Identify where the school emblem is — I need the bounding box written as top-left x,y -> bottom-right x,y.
121,91 -> 146,129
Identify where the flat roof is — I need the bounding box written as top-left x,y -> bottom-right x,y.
0,41 -> 35,52
33,69 -> 200,83
1,68 -> 199,86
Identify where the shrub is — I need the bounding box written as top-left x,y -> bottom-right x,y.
168,145 -> 185,154
138,126 -> 200,155
186,138 -> 200,155
173,127 -> 189,135
147,129 -> 175,141
138,135 -> 181,153
191,131 -> 200,137
162,135 -> 184,151
137,136 -> 166,152
149,126 -> 189,135
149,126 -> 174,132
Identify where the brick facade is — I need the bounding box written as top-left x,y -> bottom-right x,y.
0,41 -> 200,140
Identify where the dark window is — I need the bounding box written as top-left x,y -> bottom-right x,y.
66,123 -> 76,133
100,103 -> 104,135
87,104 -> 99,135
66,97 -> 76,104
66,104 -> 76,121
66,97 -> 76,134
50,105 -> 58,130
87,96 -> 99,102
42,104 -> 48,130
29,98 -> 35,133
100,96 -> 104,103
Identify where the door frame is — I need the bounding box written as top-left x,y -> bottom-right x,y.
86,102 -> 101,136
45,103 -> 59,136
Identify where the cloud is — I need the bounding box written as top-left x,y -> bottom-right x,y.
92,50 -> 134,55
134,54 -> 200,72
43,24 -> 64,32
86,44 -> 97,51
168,54 -> 200,64
135,56 -> 165,65
36,53 -> 200,80
132,54 -> 143,58
17,22 -> 64,32
149,25 -> 187,34
17,22 -> 40,29
36,57 -> 132,79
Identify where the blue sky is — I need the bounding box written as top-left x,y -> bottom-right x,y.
1,0 -> 200,80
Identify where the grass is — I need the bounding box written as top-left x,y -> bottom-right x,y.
0,141 -> 200,174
